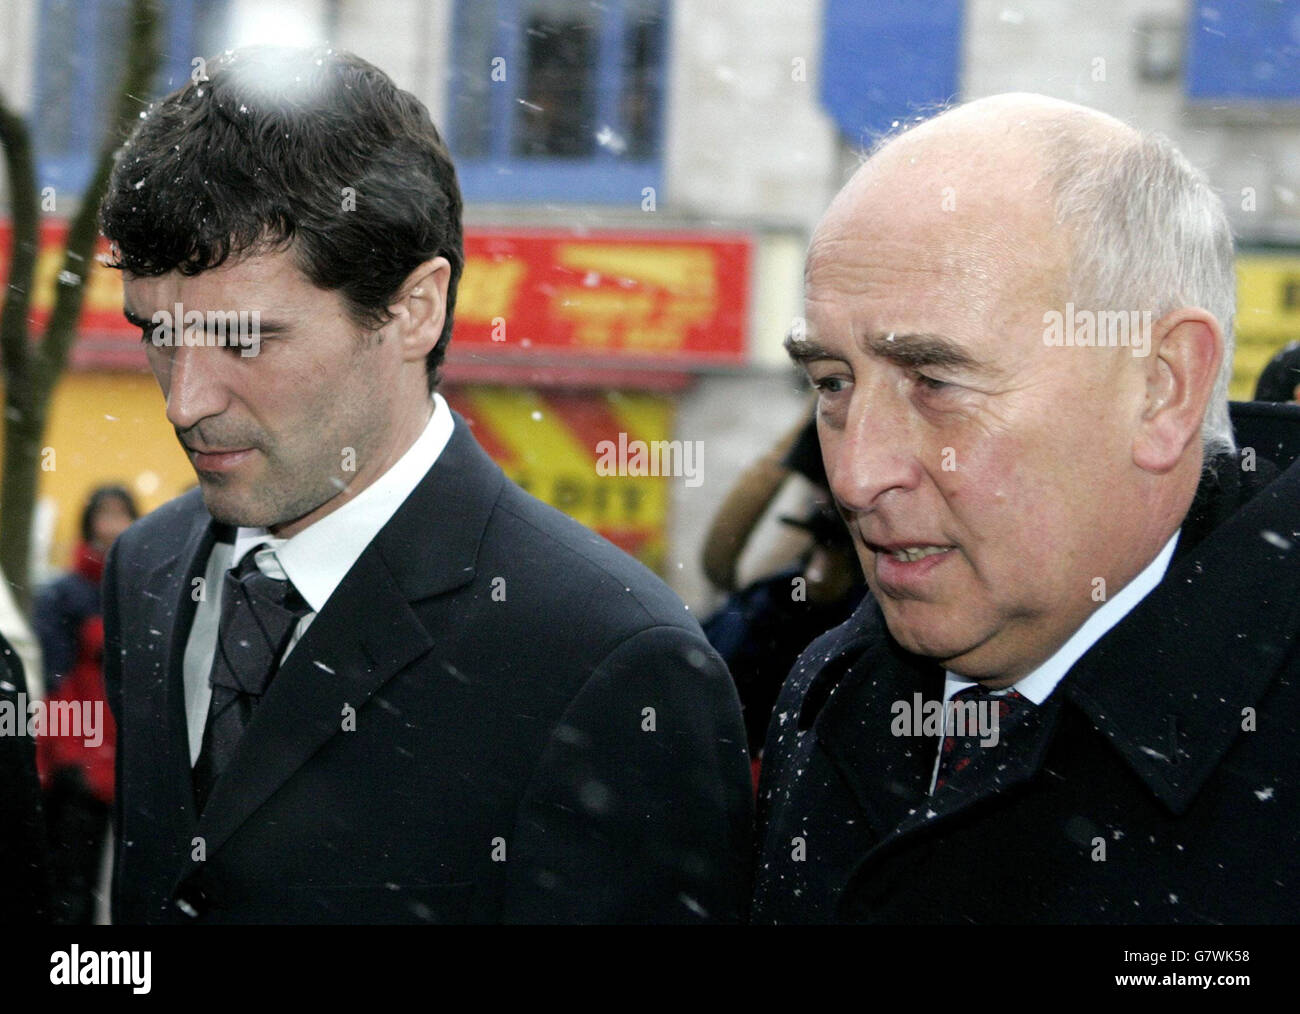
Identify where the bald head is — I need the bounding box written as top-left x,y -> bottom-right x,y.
822,95 -> 1138,277
873,92 -> 1137,160
792,92 -> 1234,682
812,92 -> 1235,456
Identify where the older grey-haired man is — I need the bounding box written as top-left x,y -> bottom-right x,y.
752,93 -> 1299,923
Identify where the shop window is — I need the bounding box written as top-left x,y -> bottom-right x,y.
449,0 -> 667,204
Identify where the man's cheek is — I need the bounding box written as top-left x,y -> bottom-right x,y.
852,541 -> 874,579
145,351 -> 171,391
938,441 -> 1030,521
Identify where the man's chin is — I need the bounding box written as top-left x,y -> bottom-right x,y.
195,481 -> 271,530
878,600 -> 988,667
882,613 -> 1026,685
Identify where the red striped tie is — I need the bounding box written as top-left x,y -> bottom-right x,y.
934,685 -> 1029,791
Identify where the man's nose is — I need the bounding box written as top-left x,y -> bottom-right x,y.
163,346 -> 228,430
824,386 -> 921,515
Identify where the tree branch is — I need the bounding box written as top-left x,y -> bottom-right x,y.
35,0 -> 162,400
0,94 -> 39,406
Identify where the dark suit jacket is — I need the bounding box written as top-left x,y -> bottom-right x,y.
104,413 -> 753,924
752,431 -> 1300,924
0,631 -> 50,923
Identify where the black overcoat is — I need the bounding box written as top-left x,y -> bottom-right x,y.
105,413 -> 753,924
753,405 -> 1300,923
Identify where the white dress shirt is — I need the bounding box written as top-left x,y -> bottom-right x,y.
927,529 -> 1181,793
181,393 -> 455,764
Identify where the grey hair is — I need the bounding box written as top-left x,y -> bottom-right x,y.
1043,128 -> 1238,458
863,106 -> 1238,460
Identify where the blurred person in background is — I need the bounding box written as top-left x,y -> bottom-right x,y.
1253,341 -> 1300,403
33,484 -> 138,924
701,412 -> 866,779
754,93 -> 1299,924
35,486 -> 137,695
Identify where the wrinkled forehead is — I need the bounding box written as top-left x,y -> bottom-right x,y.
815,138 -> 1061,265
803,149 -> 1070,347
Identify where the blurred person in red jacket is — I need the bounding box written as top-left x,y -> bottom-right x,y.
34,484 -> 138,923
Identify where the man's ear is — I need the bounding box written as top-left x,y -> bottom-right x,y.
387,257 -> 452,362
1132,307 -> 1223,473
1292,381 -> 1300,405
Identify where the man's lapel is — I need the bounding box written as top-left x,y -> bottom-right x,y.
812,602 -> 1060,852
190,548 -> 435,857
138,507 -> 220,836
1062,452 -> 1300,815
186,413 -> 506,860
810,607 -> 944,838
883,695 -> 1061,840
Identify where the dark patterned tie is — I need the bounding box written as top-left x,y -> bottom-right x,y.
934,684 -> 1030,791
192,547 -> 310,813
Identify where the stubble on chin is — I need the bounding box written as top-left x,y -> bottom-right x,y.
204,469 -> 351,534
195,476 -> 268,529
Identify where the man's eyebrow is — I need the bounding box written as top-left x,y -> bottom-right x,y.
121,305 -> 289,336
783,329 -> 986,375
783,333 -> 838,364
863,331 -> 983,373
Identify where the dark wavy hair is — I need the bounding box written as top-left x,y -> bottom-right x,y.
99,46 -> 464,391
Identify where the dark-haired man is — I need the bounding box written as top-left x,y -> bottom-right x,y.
100,47 -> 752,924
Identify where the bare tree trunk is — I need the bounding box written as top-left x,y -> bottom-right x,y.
0,0 -> 159,613
0,91 -> 43,611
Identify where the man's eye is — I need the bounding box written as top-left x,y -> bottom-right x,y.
811,375 -> 849,394
914,372 -> 952,392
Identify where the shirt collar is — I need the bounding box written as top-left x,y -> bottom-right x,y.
231,392 -> 455,612
944,528 -> 1181,706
